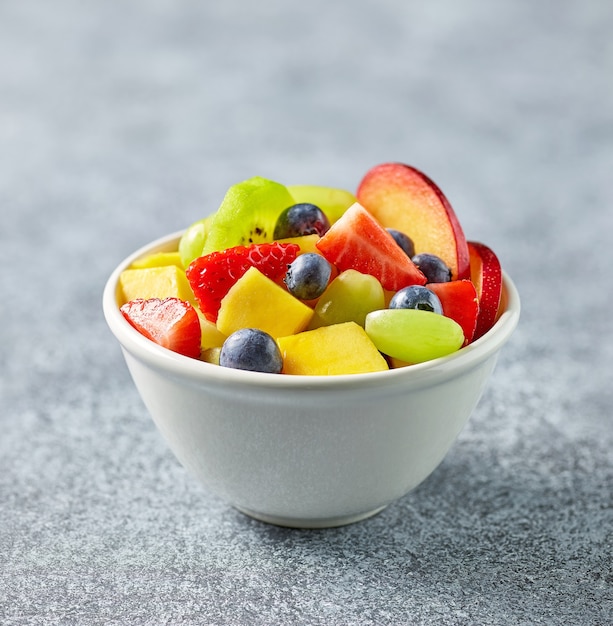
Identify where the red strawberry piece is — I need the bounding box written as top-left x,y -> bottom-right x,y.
315,202 -> 426,291
120,297 -> 202,358
186,242 -> 300,322
427,280 -> 479,345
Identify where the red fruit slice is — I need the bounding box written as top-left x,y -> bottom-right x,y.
356,162 -> 470,280
186,241 -> 300,322
468,241 -> 503,340
427,280 -> 479,345
315,203 -> 426,291
120,297 -> 202,358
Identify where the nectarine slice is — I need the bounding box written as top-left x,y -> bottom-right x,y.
468,241 -> 502,340
356,163 -> 470,280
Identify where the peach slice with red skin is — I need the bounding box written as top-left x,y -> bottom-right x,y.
356,163 -> 470,281
468,241 -> 503,340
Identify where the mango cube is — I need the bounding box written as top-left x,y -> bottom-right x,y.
129,251 -> 183,270
201,346 -> 222,365
119,265 -> 195,305
274,234 -> 321,255
197,311 -> 227,350
217,266 -> 313,338
277,322 -> 389,375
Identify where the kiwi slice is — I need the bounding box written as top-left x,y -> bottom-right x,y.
286,185 -> 357,225
203,176 -> 295,254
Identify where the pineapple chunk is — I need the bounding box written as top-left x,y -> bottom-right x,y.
274,234 -> 321,255
197,311 -> 227,350
201,346 -> 222,365
277,322 -> 389,375
119,265 -> 195,305
217,266 -> 313,338
129,251 -> 183,270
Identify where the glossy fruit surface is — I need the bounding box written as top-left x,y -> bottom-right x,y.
356,162 -> 470,280
287,184 -> 357,224
274,233 -> 320,255
309,269 -> 385,329
120,297 -> 202,358
130,251 -> 183,270
178,215 -> 214,268
284,253 -> 332,300
196,311 -> 227,350
216,267 -> 313,339
111,162 -> 514,377
186,242 -> 299,322
365,308 -> 464,363
412,253 -> 452,283
277,322 -> 389,375
203,176 -> 295,254
273,203 -> 331,239
389,285 -> 443,314
201,346 -> 222,365
468,241 -> 503,340
119,265 -> 195,305
386,228 -> 415,258
219,328 -> 283,374
427,280 -> 479,345
316,203 -> 426,291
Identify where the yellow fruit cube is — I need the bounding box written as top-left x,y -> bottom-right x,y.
201,346 -> 222,365
196,311 -> 227,350
119,265 -> 195,305
277,322 -> 389,375
388,356 -> 413,369
275,234 -> 321,255
217,266 -> 313,338
129,251 -> 183,270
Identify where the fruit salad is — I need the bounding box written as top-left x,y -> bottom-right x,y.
118,162 -> 505,375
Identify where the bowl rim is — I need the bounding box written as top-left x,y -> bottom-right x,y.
103,230 -> 521,391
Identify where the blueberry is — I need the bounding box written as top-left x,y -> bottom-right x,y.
389,285 -> 443,314
386,228 -> 415,258
273,203 -> 331,239
412,253 -> 452,283
219,328 -> 283,374
284,253 -> 332,300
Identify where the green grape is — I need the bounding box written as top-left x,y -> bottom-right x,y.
179,216 -> 214,268
365,309 -> 464,364
287,184 -> 357,224
309,269 -> 385,329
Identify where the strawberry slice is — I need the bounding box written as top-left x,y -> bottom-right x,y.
120,297 -> 202,358
427,280 -> 479,345
315,203 -> 426,291
186,242 -> 300,322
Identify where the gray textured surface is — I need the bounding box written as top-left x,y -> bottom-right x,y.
1,1 -> 612,624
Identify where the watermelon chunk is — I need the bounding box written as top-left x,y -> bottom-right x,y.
315,203 -> 426,291
427,279 -> 479,345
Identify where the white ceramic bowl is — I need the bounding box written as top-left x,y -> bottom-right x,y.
103,231 -> 520,528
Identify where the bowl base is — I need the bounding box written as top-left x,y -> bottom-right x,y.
234,504 -> 388,529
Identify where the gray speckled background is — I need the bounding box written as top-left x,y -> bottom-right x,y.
2,1 -> 612,624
